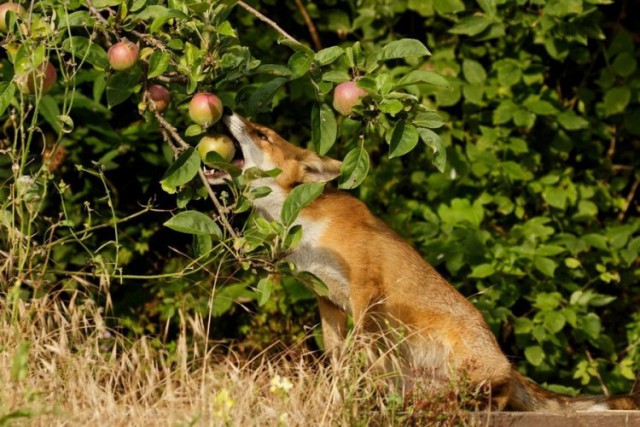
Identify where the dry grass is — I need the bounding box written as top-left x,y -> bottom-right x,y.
0,291 -> 480,426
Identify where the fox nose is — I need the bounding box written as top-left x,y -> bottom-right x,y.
223,106 -> 233,116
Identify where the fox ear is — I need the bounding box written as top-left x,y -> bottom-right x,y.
302,155 -> 342,183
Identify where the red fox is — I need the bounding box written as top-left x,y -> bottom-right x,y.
206,111 -> 640,411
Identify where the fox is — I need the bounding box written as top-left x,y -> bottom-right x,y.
204,110 -> 640,411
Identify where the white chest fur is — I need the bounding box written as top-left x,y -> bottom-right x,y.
252,183 -> 351,312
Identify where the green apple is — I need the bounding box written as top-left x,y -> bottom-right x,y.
198,134 -> 235,165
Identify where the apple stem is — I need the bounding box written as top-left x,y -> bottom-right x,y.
153,111 -> 239,241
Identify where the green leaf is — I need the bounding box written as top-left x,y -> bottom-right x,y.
185,124 -> 203,137
387,121 -> 419,158
524,98 -> 557,115
256,276 -> 276,306
148,51 -> 171,78
38,96 -> 62,134
315,46 -> 344,66
311,104 -> 337,155
581,313 -> 602,339
462,59 -> 486,84
288,51 -> 314,79
294,271 -> 329,297
417,128 -> 446,172
160,147 -> 200,188
0,82 -> 16,117
450,15 -> 492,36
612,52 -> 637,77
247,77 -> 288,115
164,210 -> 221,237
216,21 -> 236,37
379,99 -> 404,115
604,86 -> 631,116
106,68 -> 142,108
469,263 -> 495,278
322,70 -> 350,83
378,39 -> 431,61
437,198 -> 484,227
502,161 -> 532,181
534,256 -> 557,277
525,345 -> 544,366
339,147 -> 370,189
413,112 -> 444,128
194,234 -> 212,257
254,64 -> 292,77
130,6 -> 187,33
544,311 -> 566,334
281,182 -> 325,226
396,70 -> 450,88
433,0 -> 465,14
61,36 -> 109,69
557,111 -> 589,130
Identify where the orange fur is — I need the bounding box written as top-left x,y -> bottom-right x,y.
219,112 -> 640,411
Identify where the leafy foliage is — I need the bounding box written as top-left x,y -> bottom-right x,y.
0,0 -> 638,398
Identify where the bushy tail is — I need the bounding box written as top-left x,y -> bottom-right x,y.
506,369 -> 640,411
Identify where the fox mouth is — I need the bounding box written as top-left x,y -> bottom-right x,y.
201,133 -> 245,182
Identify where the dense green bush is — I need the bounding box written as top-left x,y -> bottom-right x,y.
0,0 -> 638,397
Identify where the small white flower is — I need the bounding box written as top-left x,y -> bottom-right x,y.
269,374 -> 293,394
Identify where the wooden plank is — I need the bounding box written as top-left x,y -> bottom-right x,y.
471,411 -> 640,427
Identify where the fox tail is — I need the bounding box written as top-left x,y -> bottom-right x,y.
506,370 -> 640,411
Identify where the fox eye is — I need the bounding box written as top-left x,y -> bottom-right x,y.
256,131 -> 270,142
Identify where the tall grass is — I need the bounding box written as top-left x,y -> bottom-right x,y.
0,289 -> 481,426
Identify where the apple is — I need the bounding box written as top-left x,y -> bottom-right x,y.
333,80 -> 367,115
107,40 -> 139,71
0,2 -> 25,32
188,92 -> 223,127
16,61 -> 57,94
198,134 -> 235,165
146,85 -> 170,112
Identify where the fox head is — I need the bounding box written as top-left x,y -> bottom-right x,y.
203,111 -> 342,191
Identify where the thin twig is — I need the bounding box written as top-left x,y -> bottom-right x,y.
585,350 -> 610,397
152,110 -> 190,150
618,174 -> 640,221
198,169 -> 239,240
155,74 -> 189,84
86,0 -> 167,51
293,0 -> 322,50
237,1 -> 300,45
86,0 -> 109,26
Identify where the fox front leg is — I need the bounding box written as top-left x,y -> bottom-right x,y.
317,296 -> 348,352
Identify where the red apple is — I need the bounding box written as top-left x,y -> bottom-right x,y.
333,80 -> 367,115
188,92 -> 223,127
146,85 -> 170,112
198,134 -> 235,165
16,61 -> 57,94
107,40 -> 139,71
0,2 -> 25,32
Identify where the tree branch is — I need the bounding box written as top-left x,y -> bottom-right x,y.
236,1 -> 300,46
293,0 -> 322,51
618,173 -> 640,221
